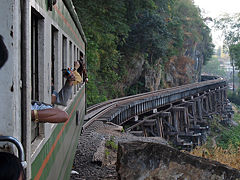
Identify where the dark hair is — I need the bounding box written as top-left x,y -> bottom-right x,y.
0,35 -> 8,69
0,152 -> 25,180
77,60 -> 84,75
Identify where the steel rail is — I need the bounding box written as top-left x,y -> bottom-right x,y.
87,78 -> 225,113
83,78 -> 227,130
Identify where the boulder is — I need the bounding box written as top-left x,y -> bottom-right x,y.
116,141 -> 240,180
92,140 -> 105,166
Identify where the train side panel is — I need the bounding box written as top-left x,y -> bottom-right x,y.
31,87 -> 85,180
24,0 -> 86,179
0,0 -> 86,179
0,0 -> 22,147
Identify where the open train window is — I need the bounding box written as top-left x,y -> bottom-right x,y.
51,25 -> 59,92
77,48 -> 79,60
76,48 -> 80,90
73,45 -> 76,94
31,15 -> 39,101
80,51 -> 84,61
69,41 -> 73,99
79,51 -> 84,78
62,35 -> 67,86
31,9 -> 44,142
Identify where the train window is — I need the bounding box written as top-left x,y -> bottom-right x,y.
77,48 -> 79,60
62,35 -> 67,86
31,9 -> 44,142
69,41 -> 73,68
51,25 -> 59,92
80,51 -> 84,61
31,15 -> 39,101
76,48 -> 80,90
73,45 -> 76,94
80,51 -> 84,77
69,41 -> 73,99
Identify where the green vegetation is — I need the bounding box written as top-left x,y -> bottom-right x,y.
202,57 -> 227,77
105,136 -> 118,151
207,115 -> 240,149
191,109 -> 240,170
216,125 -> 240,149
73,0 -> 214,106
105,149 -> 110,158
228,89 -> 240,108
215,13 -> 240,73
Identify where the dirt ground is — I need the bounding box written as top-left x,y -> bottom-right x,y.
70,121 -> 167,180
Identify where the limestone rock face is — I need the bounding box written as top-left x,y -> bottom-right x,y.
144,59 -> 163,91
164,56 -> 197,87
116,141 -> 240,180
123,54 -> 145,87
120,43 -> 206,92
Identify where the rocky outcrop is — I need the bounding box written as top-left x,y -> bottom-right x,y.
120,44 -> 205,93
117,141 -> 240,180
123,54 -> 145,87
144,60 -> 163,91
164,56 -> 197,87
122,54 -> 201,93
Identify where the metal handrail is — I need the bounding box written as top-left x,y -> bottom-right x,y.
0,136 -> 27,168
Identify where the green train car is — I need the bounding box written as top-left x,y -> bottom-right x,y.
0,0 -> 86,179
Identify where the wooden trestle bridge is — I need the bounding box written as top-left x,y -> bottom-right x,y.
84,77 -> 233,150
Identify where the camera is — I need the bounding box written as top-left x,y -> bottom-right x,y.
62,67 -> 73,77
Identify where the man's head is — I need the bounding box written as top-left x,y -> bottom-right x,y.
0,35 -> 8,69
78,56 -> 83,63
0,152 -> 25,180
80,53 -> 84,61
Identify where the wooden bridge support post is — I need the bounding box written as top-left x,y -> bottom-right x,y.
202,92 -> 211,118
189,96 -> 197,127
208,91 -> 214,114
216,87 -> 224,115
156,117 -> 164,138
172,107 -> 190,134
196,96 -> 203,122
222,87 -> 228,107
159,112 -> 172,141
212,89 -> 217,114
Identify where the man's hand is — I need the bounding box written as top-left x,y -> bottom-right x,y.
63,68 -> 76,81
74,61 -> 80,70
31,108 -> 68,123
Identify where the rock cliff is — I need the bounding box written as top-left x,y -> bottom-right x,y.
117,141 -> 240,180
123,53 -> 202,93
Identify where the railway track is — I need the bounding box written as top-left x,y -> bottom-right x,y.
83,78 -> 230,150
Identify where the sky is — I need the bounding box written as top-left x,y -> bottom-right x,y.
193,0 -> 240,46
194,0 -> 240,18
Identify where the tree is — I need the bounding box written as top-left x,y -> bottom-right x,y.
72,0 -> 214,105
229,43 -> 240,70
216,46 -> 221,58
215,13 -> 240,50
73,0 -> 129,104
126,10 -> 172,64
172,0 -> 214,64
202,57 -> 226,77
214,13 -> 240,64
215,13 -> 240,91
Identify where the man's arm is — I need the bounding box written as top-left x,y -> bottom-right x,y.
31,108 -> 68,123
52,69 -> 76,106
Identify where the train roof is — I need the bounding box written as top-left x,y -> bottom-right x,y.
63,0 -> 87,44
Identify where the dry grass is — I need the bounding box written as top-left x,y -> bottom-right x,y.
190,144 -> 240,170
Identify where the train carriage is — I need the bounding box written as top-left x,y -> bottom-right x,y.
0,0 -> 86,179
